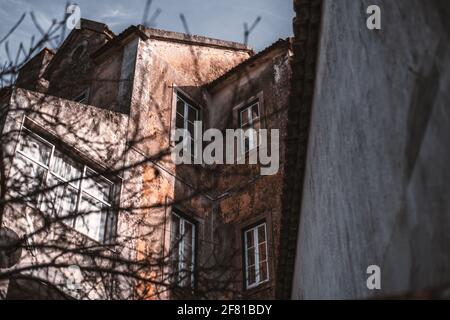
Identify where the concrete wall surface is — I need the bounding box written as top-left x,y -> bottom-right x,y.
292,0 -> 450,299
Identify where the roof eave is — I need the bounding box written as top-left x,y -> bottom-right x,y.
205,38 -> 292,90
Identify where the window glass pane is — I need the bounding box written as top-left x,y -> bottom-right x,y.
247,265 -> 256,286
258,225 -> 266,244
83,169 -> 112,203
40,175 -> 78,227
170,255 -> 180,284
247,247 -> 255,267
39,174 -> 61,213
190,139 -> 195,157
183,222 -> 194,260
40,175 -> 62,209
240,109 -> 249,127
176,98 -> 185,116
187,105 -> 198,122
170,213 -> 195,287
74,91 -> 88,104
183,240 -> 193,263
184,221 -> 193,241
176,113 -> 185,130
51,150 -> 82,186
259,242 -> 267,262
183,222 -> 194,286
18,131 -> 51,165
187,121 -> 195,137
76,194 -> 106,241
244,136 -> 250,154
246,230 -> 254,249
242,130 -> 259,153
9,154 -> 46,205
183,265 -> 193,287
58,185 -> 78,219
171,214 -> 181,241
259,260 -> 268,282
170,213 -> 181,279
251,103 -> 259,120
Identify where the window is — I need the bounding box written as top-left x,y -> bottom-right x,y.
170,212 -> 196,288
71,41 -> 88,61
238,100 -> 260,154
9,126 -> 117,243
73,89 -> 89,104
243,222 -> 269,289
175,93 -> 200,156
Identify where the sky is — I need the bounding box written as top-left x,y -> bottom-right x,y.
0,0 -> 294,66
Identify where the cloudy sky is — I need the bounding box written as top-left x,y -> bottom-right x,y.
0,0 -> 294,65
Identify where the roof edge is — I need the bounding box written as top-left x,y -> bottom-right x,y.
141,26 -> 253,53
80,18 -> 115,39
91,25 -> 148,60
42,19 -> 115,79
205,38 -> 292,90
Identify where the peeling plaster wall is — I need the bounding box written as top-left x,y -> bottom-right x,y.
148,39 -> 251,86
292,0 -> 450,299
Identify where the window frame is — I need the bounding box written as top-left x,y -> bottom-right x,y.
174,92 -> 200,157
232,92 -> 265,158
11,125 -> 119,244
70,41 -> 88,62
238,100 -> 261,154
243,221 -> 269,290
170,210 -> 197,288
73,88 -> 90,104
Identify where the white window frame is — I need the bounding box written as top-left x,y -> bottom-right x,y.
244,222 -> 269,289
175,93 -> 200,157
73,88 -> 90,104
238,100 -> 260,155
11,126 -> 116,243
171,211 -> 196,288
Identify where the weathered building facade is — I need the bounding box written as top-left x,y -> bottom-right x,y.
0,19 -> 292,299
